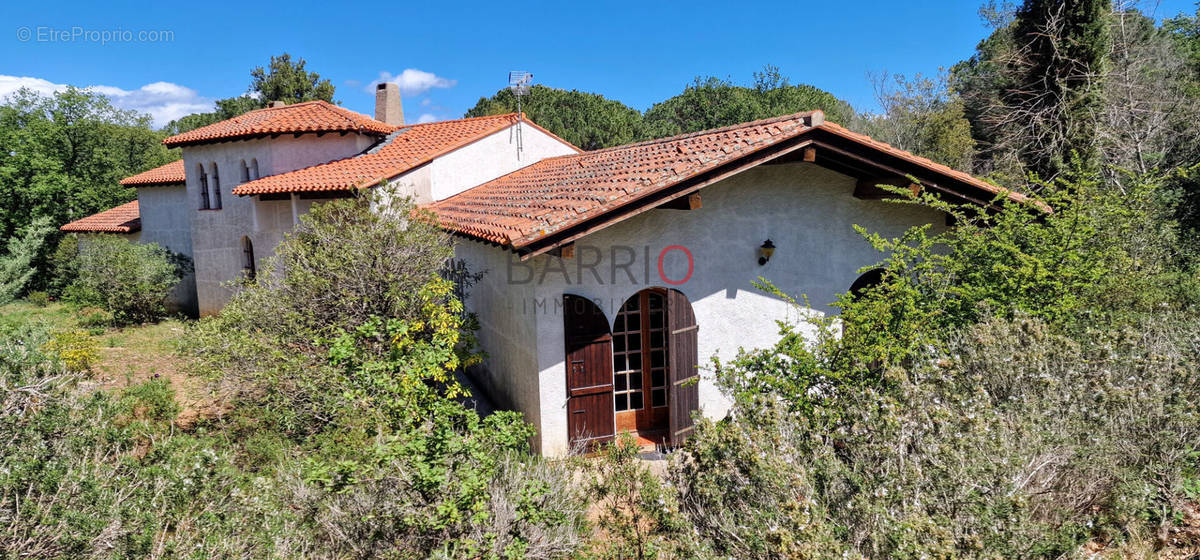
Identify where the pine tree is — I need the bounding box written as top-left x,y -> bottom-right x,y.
0,217 -> 55,305
1008,0 -> 1110,179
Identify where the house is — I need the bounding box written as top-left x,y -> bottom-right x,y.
65,83 -> 1026,456
428,111 -> 1024,455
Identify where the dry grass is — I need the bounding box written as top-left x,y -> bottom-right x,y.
0,300 -> 220,426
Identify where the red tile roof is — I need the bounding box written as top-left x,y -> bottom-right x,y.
60,201 -> 140,233
119,160 -> 186,186
232,113 -> 579,195
163,101 -> 396,148
427,111 -> 1033,251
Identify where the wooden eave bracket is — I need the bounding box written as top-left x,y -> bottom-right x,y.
548,242 -> 575,259
658,193 -> 702,210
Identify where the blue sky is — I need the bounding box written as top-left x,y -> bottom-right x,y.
2,0 -> 1196,128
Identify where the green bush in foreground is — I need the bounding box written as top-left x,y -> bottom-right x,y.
689,313 -> 1200,559
0,217 -> 54,306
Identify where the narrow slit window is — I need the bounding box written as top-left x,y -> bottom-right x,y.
210,163 -> 222,209
197,164 -> 210,209
242,237 -> 256,280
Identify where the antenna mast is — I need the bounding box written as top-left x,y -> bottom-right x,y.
508,71 -> 533,159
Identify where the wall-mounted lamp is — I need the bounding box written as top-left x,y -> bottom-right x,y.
758,239 -> 776,266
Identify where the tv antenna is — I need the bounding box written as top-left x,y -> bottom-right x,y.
508,71 -> 533,159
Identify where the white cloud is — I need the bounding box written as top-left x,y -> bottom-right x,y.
415,113 -> 438,124
0,75 -> 214,128
367,69 -> 457,97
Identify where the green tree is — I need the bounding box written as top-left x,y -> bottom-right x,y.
953,0 -> 1110,182
165,53 -> 336,135
641,66 -> 855,139
465,85 -> 643,150
861,73 -> 976,170
64,236 -> 187,325
250,53 -> 335,105
951,17 -> 1021,179
1009,0 -> 1110,178
0,87 -> 174,289
1163,7 -> 1200,97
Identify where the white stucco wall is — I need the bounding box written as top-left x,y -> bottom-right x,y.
136,185 -> 196,314
457,240 -> 542,429
458,163 -> 948,456
426,125 -> 578,202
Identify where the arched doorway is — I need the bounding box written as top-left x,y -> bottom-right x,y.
612,289 -> 670,436
611,288 -> 699,445
561,290 -> 699,450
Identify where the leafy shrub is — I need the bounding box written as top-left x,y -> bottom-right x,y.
829,171 -> 1199,376
670,402 -> 843,560
25,291 -> 49,307
181,193 -> 586,558
64,236 -> 186,326
698,313 -> 1200,559
47,234 -> 79,298
187,193 -> 463,438
41,329 -> 99,372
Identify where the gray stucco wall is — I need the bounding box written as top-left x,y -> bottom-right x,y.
458,163 -> 948,456
457,240 -> 542,430
136,185 -> 196,315
184,134 -> 379,315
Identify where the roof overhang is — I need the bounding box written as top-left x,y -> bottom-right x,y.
164,128 -> 386,149
498,129 -> 1040,261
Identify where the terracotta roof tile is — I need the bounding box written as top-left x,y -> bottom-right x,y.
426,112 -> 820,246
426,111 -> 1034,250
232,113 -> 579,195
60,201 -> 140,233
119,160 -> 185,186
163,101 -> 395,147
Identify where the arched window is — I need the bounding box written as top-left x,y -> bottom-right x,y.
241,237 -> 256,280
611,289 -> 670,435
240,160 -> 249,183
210,162 -> 222,209
250,159 -> 259,180
197,163 -> 210,209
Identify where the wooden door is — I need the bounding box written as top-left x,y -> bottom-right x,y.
563,294 -> 615,449
612,290 -> 670,435
667,289 -> 699,445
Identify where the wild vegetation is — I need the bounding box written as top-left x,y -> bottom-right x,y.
1,1 -> 1200,558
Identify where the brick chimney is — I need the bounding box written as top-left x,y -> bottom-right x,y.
375,83 -> 404,125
